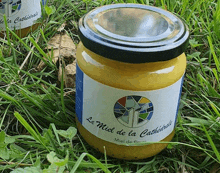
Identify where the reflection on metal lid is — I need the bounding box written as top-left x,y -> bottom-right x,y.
79,4 -> 189,63
88,7 -> 175,43
97,8 -> 169,37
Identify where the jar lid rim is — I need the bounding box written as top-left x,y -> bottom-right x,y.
79,4 -> 189,63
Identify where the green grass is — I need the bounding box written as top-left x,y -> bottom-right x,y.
0,0 -> 220,172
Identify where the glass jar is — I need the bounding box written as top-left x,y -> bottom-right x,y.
0,0 -> 46,38
76,4 -> 189,160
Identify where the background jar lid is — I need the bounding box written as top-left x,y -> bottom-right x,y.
78,4 -> 189,63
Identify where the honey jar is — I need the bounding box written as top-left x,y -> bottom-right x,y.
76,4 -> 189,160
0,0 -> 46,37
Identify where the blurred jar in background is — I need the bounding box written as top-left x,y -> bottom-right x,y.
0,0 -> 46,38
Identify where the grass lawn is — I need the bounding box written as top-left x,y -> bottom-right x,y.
0,0 -> 220,172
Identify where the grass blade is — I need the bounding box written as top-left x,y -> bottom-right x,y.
207,36 -> 220,72
70,153 -> 111,173
203,125 -> 220,162
14,112 -> 50,152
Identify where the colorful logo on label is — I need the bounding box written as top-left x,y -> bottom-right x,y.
0,0 -> 21,16
114,95 -> 154,128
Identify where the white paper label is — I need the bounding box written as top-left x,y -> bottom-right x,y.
0,0 -> 42,31
76,63 -> 184,146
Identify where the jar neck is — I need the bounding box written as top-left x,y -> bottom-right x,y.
76,42 -> 186,90
79,42 -> 185,73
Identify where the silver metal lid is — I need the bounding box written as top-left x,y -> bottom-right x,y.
79,4 -> 189,63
